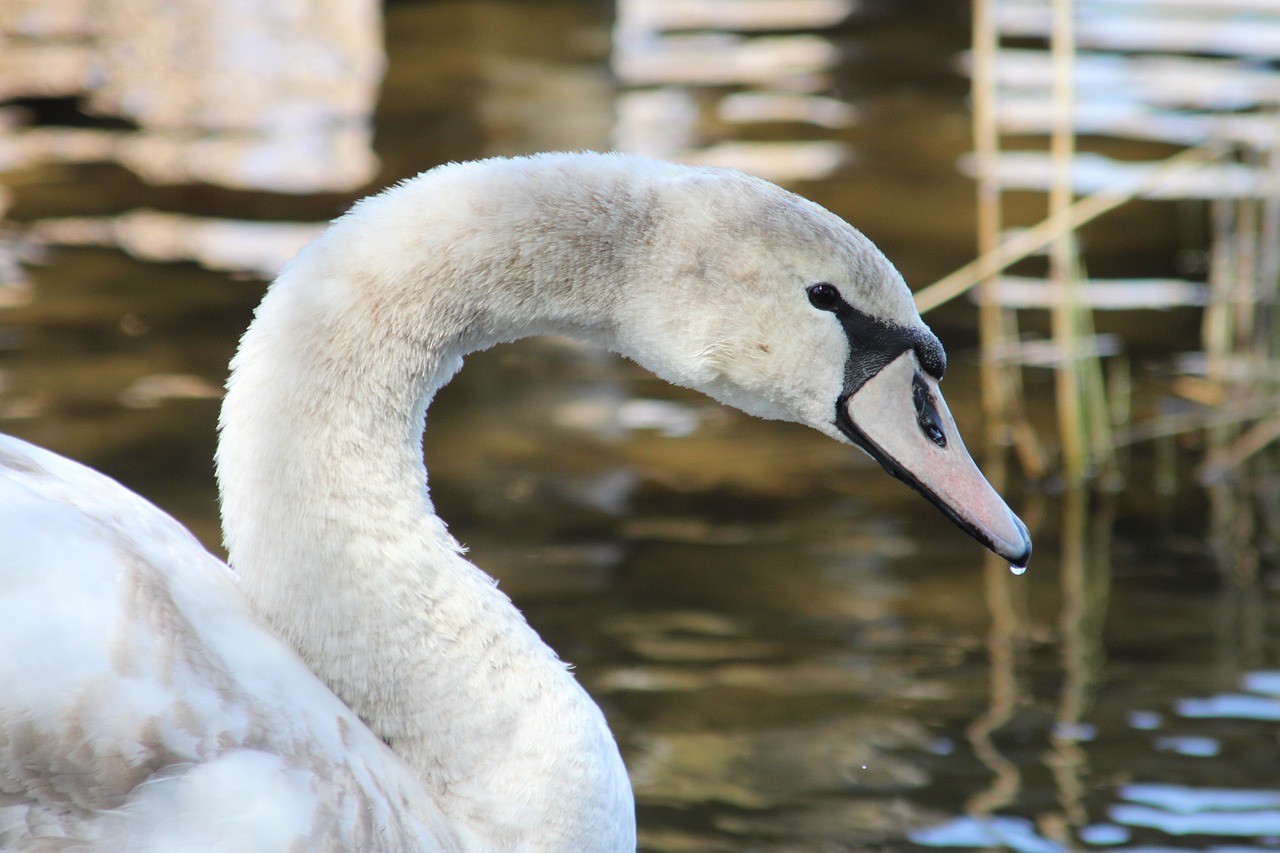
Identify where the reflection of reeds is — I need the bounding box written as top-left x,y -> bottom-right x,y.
924,0 -> 1280,487
1201,139 -> 1280,476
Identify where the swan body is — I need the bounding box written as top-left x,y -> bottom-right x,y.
0,437 -> 458,850
0,151 -> 1030,850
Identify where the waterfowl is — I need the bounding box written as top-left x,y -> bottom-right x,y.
0,151 -> 1030,850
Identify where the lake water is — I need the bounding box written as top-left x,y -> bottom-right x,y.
2,1 -> 1277,850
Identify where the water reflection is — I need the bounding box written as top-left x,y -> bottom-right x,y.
30,212 -> 323,278
612,0 -> 856,182
1,0 -> 380,305
912,479 -> 1280,853
0,0 -> 381,192
1114,783 -> 1280,837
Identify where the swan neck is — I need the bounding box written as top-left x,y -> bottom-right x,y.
216,155 -> 645,847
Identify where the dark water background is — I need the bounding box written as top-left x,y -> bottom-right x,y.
3,1 -> 1278,850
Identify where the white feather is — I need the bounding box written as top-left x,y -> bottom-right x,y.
0,436 -> 456,850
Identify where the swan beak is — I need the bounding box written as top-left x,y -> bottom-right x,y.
837,350 -> 1032,567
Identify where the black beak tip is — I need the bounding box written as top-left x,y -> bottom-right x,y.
1009,544 -> 1032,569
1005,516 -> 1033,569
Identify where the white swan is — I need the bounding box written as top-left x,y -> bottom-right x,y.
0,151 -> 1030,851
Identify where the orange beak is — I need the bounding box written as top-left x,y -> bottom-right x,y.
838,351 -> 1032,567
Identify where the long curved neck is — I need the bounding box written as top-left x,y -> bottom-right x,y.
216,155 -> 659,847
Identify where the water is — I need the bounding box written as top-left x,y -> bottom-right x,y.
2,1 -> 1278,851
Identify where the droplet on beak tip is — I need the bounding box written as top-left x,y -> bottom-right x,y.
1010,564 -> 1027,576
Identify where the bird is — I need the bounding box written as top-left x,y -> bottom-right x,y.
0,151 -> 1031,851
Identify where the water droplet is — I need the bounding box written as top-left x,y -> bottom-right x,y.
1009,564 -> 1027,576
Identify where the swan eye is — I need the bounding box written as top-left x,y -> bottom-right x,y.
807,283 -> 841,311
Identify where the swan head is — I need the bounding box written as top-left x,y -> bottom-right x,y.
614,164 -> 1031,567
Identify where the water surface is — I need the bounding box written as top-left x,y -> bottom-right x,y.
2,1 -> 1276,850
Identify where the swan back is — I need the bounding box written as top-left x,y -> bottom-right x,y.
0,435 -> 456,850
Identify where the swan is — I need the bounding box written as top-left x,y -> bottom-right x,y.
0,151 -> 1031,850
